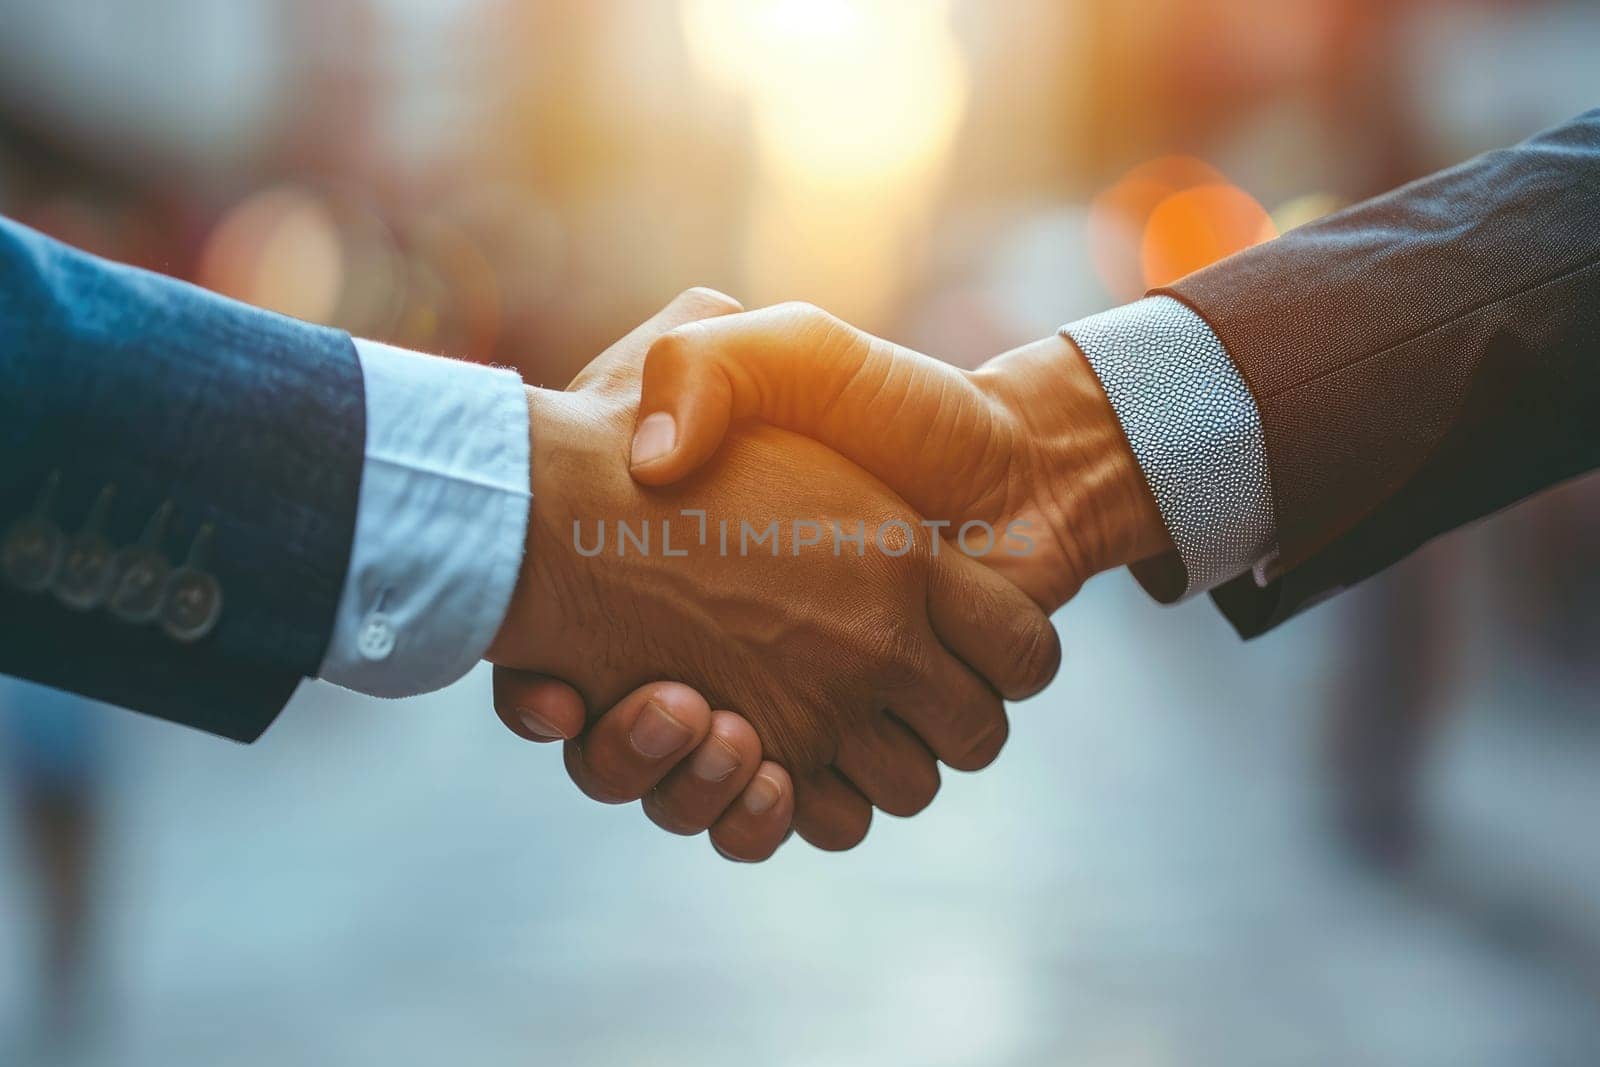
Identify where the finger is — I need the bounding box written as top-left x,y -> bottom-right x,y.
630,302 -> 881,484
791,767 -> 872,851
570,287 -> 743,392
709,761 -> 795,863
492,667 -> 586,742
888,638 -> 1010,773
561,682 -> 712,804
643,711 -> 762,835
928,547 -> 1062,701
644,286 -> 744,336
832,711 -> 941,818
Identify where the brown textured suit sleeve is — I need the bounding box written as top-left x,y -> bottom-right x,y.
1155,109 -> 1600,637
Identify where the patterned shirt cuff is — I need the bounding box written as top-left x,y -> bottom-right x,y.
1062,295 -> 1277,600
319,340 -> 530,697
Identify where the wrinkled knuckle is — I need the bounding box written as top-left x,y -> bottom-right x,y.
870,521 -> 928,582
864,626 -> 930,692
784,685 -> 846,765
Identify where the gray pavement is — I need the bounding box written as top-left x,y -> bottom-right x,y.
3,564 -> 1600,1066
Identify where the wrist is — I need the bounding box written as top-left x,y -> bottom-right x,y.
975,334 -> 1171,579
487,385 -> 568,664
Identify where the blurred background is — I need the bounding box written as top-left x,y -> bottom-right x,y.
2,1 -> 1599,1064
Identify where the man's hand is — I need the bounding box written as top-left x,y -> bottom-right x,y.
625,303 -> 1173,610
489,291 -> 1060,852
491,671 -> 797,862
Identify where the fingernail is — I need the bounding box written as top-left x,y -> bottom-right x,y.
629,699 -> 692,759
692,736 -> 741,782
630,411 -> 677,467
517,707 -> 567,740
742,773 -> 781,814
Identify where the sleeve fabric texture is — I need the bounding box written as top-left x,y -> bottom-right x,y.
0,219 -> 539,738
1163,109 -> 1600,636
0,216 -> 364,740
1063,296 -> 1278,602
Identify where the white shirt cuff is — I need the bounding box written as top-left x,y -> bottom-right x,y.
1062,296 -> 1279,600
318,340 -> 530,697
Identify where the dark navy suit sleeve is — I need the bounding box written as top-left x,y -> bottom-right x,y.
1155,110 -> 1600,637
0,216 -> 365,740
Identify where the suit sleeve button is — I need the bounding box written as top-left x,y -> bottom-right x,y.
110,500 -> 175,623
357,613 -> 396,661
161,568 -> 223,643
2,516 -> 65,593
54,531 -> 116,610
53,484 -> 117,610
109,547 -> 171,623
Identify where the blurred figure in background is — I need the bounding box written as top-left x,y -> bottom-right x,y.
1,681 -> 105,1048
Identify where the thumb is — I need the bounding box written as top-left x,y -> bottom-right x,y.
492,667 -> 588,742
628,302 -> 872,486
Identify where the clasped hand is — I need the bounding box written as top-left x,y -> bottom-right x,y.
486,289 -> 1170,861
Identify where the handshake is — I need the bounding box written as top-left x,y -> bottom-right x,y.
7,113 -> 1585,863
485,288 -> 1173,861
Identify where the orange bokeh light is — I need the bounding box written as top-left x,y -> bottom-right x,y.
1141,183 -> 1276,290
1088,156 -> 1276,299
1088,156 -> 1225,301
197,186 -> 345,325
